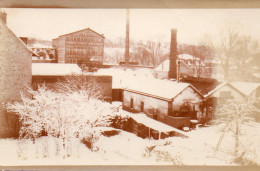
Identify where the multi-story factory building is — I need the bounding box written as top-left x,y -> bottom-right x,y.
52,28 -> 105,66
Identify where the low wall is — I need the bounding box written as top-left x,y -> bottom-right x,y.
164,116 -> 191,129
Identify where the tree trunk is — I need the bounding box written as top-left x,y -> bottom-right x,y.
234,121 -> 239,159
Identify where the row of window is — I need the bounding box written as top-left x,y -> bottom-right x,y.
65,47 -> 103,56
65,36 -> 103,43
129,98 -> 196,118
130,98 -> 144,112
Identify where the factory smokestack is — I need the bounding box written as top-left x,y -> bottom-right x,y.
168,29 -> 177,80
125,9 -> 130,66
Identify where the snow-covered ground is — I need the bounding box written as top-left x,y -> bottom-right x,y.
1,121 -> 259,166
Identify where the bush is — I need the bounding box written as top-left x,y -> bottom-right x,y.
7,85 -> 116,157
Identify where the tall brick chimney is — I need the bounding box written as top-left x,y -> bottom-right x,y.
168,29 -> 177,79
0,11 -> 7,24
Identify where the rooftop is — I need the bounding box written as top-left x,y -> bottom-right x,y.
125,77 -> 201,101
32,63 -> 82,76
131,114 -> 188,136
154,54 -> 202,72
54,28 -> 105,39
230,81 -> 260,97
205,81 -> 260,97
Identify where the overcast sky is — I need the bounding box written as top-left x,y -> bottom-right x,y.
3,8 -> 260,45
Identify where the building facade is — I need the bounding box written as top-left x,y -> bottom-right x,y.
0,19 -> 32,138
52,28 -> 105,66
122,79 -> 204,130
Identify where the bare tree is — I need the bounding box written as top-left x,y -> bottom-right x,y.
132,40 -> 166,67
202,29 -> 258,81
212,100 -> 258,164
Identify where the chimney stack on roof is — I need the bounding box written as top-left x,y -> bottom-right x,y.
169,29 -> 178,80
0,11 -> 7,24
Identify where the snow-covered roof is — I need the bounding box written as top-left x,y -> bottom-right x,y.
29,44 -> 52,48
205,81 -> 260,98
131,114 -> 188,136
229,82 -> 260,97
32,63 -> 82,76
125,78 -> 201,101
155,59 -> 170,71
155,54 -> 201,71
178,54 -> 200,60
204,82 -> 227,98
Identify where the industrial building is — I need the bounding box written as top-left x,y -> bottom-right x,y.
52,28 -> 105,67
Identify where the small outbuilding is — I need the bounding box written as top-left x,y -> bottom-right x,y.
122,78 -> 204,129
205,81 -> 260,103
204,81 -> 260,120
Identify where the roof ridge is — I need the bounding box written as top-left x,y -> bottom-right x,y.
54,28 -> 105,39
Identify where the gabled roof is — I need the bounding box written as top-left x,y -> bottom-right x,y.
57,28 -> 105,39
32,63 -> 82,76
205,81 -> 260,98
124,78 -> 203,101
0,20 -> 34,54
229,82 -> 260,97
180,76 -> 219,95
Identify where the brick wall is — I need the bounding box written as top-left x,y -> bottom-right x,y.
0,21 -> 32,137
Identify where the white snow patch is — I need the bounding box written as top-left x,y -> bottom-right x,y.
32,63 -> 82,76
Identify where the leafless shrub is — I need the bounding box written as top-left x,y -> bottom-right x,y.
55,74 -> 104,100
213,100 -> 258,165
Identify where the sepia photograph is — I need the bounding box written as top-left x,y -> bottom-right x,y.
0,4 -> 260,168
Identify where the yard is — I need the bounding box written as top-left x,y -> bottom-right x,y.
1,121 -> 259,166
